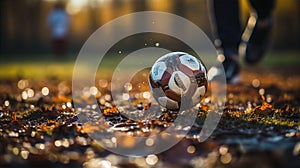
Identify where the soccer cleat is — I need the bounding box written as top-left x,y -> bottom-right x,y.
223,56 -> 240,84
243,14 -> 273,64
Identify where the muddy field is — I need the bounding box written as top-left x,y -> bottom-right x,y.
0,65 -> 299,168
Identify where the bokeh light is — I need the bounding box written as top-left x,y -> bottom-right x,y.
187,145 -> 196,154
220,153 -> 232,164
124,82 -> 132,91
146,154 -> 158,166
41,87 -> 50,96
4,100 -> 10,107
145,138 -> 155,147
89,86 -> 98,96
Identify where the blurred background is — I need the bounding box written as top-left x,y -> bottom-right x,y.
0,0 -> 299,56
0,2 -> 299,167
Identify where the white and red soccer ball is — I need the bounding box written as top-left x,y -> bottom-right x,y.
149,52 -> 208,110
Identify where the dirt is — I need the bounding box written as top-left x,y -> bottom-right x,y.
0,67 -> 299,168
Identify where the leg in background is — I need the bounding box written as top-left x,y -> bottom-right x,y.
213,0 -> 241,83
245,0 -> 275,63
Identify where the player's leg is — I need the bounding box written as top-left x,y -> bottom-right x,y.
249,0 -> 275,20
213,0 -> 241,83
244,0 -> 275,64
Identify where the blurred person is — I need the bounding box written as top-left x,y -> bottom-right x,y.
47,3 -> 70,56
213,0 -> 275,83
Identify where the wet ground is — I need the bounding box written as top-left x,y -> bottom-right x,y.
0,64 -> 300,168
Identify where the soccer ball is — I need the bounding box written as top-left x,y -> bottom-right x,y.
149,52 -> 208,110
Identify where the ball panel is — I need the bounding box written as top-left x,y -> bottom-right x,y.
150,61 -> 167,81
168,71 -> 190,95
178,63 -> 194,77
179,55 -> 200,71
158,96 -> 179,110
192,69 -> 203,76
160,67 -> 173,86
165,89 -> 181,102
158,52 -> 186,62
